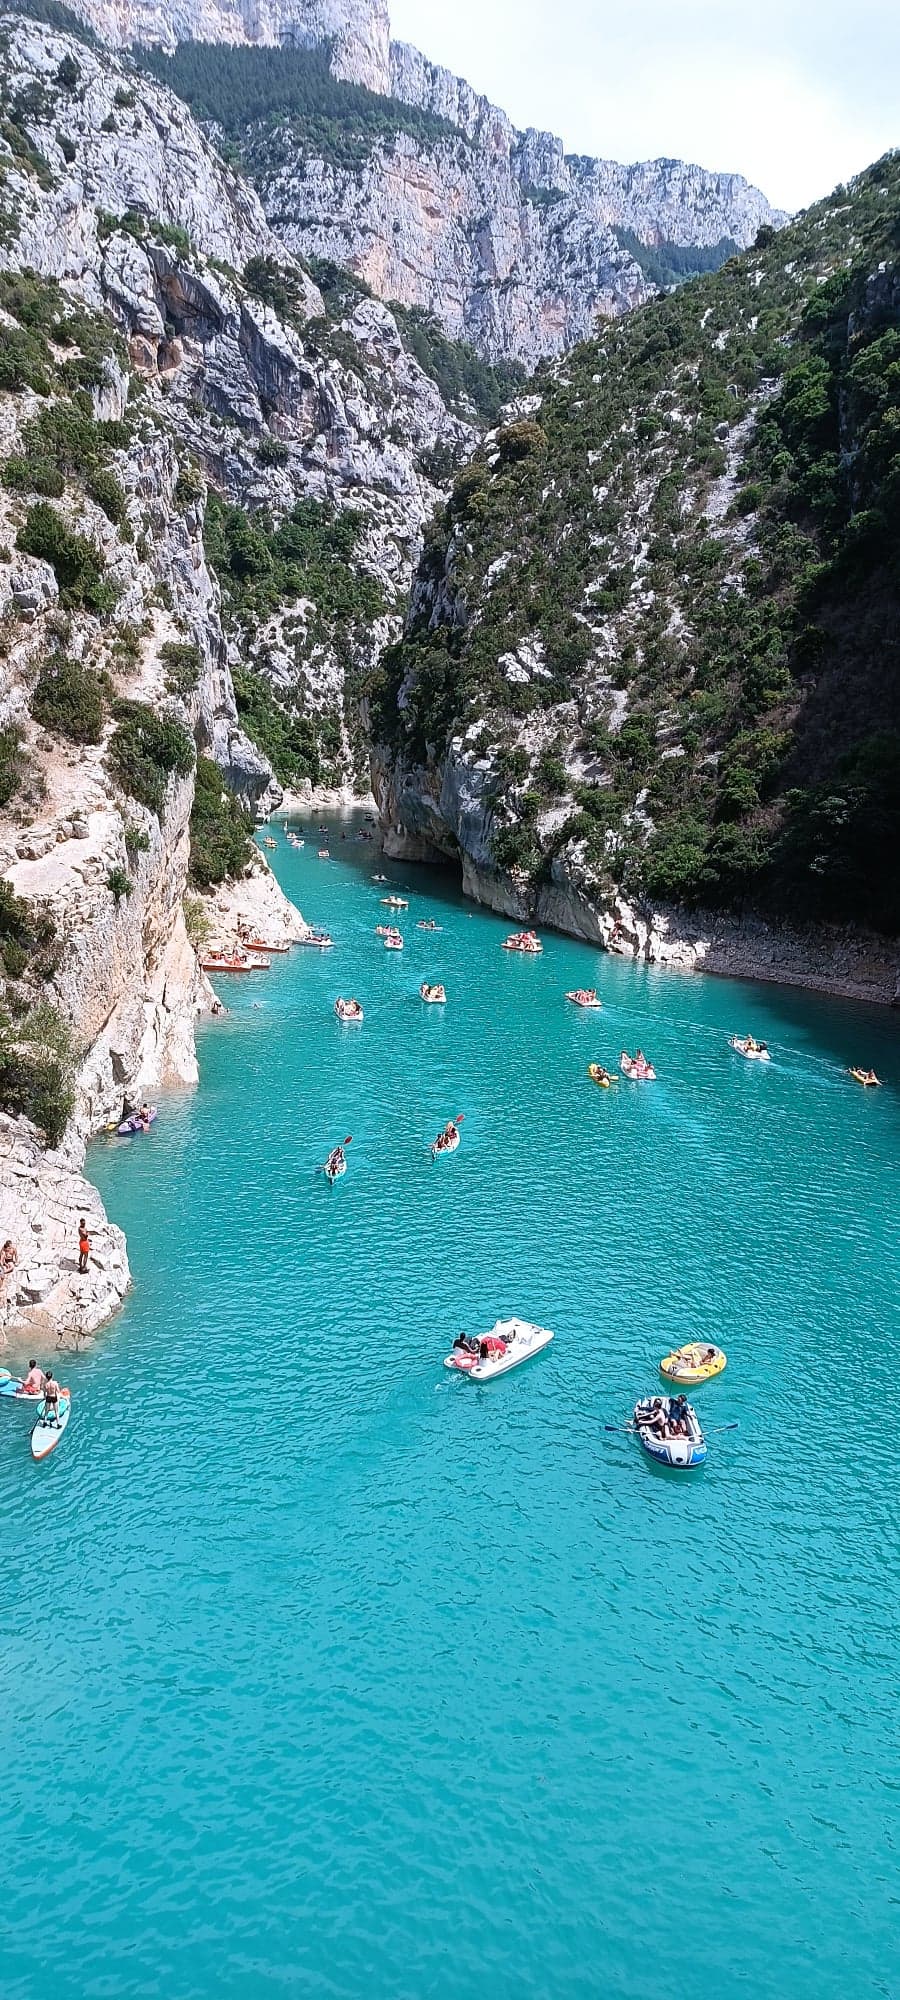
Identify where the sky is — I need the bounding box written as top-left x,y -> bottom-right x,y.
388,0 -> 899,212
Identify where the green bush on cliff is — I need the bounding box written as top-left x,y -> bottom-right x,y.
18,504 -> 118,613
189,755 -> 254,887
0,726 -> 23,807
31,656 -> 106,743
107,701 -> 195,815
0,998 -> 74,1148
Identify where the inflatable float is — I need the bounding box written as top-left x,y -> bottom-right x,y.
633,1397 -> 706,1468
117,1106 -> 158,1136
659,1343 -> 727,1386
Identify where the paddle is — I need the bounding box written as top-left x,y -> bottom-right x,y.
604,1420 -> 740,1434
319,1135 -> 353,1173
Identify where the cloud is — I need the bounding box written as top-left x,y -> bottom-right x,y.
389,0 -> 899,210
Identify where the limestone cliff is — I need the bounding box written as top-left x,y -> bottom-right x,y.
64,0 -> 785,366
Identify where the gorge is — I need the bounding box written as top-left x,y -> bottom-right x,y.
0,0 -> 897,1353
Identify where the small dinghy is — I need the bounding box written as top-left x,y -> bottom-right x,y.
416,920 -> 442,931
659,1343 -> 727,1386
240,937 -> 291,955
318,849 -> 330,859
262,836 -> 277,850
620,1052 -> 656,1081
566,989 -> 601,1008
381,895 -> 408,909
200,952 -> 262,973
384,933 -> 404,950
431,1116 -> 462,1157
587,1063 -> 614,1088
444,1317 -> 554,1381
322,1138 -> 351,1185
117,1105 -> 157,1136
849,1067 -> 881,1087
299,931 -> 334,949
372,874 -> 387,882
334,997 -> 364,1021
420,983 -> 446,1004
31,1391 -> 71,1461
729,1035 -> 770,1061
633,1396 -> 706,1468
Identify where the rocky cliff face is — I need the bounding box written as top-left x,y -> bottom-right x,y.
69,0 -> 392,85
65,0 -> 785,366
372,157 -> 900,992
0,15 -> 467,787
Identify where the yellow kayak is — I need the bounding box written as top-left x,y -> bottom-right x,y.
587,1063 -> 613,1088
659,1343 -> 727,1386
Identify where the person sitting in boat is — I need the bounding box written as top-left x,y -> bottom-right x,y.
20,1360 -> 45,1395
452,1333 -> 478,1356
326,1146 -> 345,1177
479,1334 -> 507,1359
139,1102 -> 152,1128
862,1068 -> 879,1085
435,1122 -> 457,1151
42,1369 -> 61,1426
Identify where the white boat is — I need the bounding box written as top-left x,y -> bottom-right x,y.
31,1392 -> 71,1461
444,1318 -> 554,1380
431,1125 -> 460,1157
384,934 -> 404,950
729,1036 -> 771,1061
334,998 -> 364,1021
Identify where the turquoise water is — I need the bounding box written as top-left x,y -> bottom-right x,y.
2,816 -> 898,2000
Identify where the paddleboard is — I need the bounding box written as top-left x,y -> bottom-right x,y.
31,1392 -> 70,1461
0,1377 -> 42,1401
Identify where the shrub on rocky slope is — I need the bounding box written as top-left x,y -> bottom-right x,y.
375,155 -> 900,934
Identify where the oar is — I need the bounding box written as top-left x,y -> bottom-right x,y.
604,1420 -> 740,1434
318,1135 -> 353,1173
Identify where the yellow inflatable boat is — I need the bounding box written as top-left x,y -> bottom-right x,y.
587,1063 -> 613,1088
659,1343 -> 727,1386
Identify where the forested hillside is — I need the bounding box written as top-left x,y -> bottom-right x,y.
373,156 -> 900,934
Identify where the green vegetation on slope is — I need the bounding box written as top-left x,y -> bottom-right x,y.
138,41 -> 468,174
612,228 -> 740,291
189,755 -> 254,887
375,154 -> 900,932
388,303 -> 526,425
204,494 -> 384,631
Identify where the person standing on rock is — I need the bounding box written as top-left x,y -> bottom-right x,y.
78,1218 -> 90,1274
0,1239 -> 17,1299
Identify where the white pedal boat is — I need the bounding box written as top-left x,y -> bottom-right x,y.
444,1317 -> 554,1380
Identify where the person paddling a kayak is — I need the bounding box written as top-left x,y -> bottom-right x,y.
325,1145 -> 345,1178
42,1369 -> 61,1426
434,1122 -> 457,1153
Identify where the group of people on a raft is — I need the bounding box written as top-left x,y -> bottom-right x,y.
639,1395 -> 692,1440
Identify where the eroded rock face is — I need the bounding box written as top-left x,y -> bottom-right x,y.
67,0 -> 392,88
65,0 -> 785,366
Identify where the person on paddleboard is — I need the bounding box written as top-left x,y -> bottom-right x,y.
42,1369 -> 61,1425
20,1360 -> 46,1395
